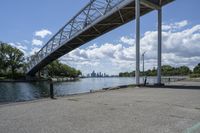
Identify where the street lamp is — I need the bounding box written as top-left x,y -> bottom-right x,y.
142,51 -> 146,83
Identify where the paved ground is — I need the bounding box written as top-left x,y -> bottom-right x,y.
0,81 -> 200,133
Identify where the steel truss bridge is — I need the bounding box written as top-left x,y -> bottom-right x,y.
26,0 -> 174,85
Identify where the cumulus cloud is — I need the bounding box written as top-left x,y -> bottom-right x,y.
32,39 -> 43,46
35,29 -> 52,38
163,20 -> 188,31
61,20 -> 200,74
120,36 -> 135,45
87,44 -> 98,49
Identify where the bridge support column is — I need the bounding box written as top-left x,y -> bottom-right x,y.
135,0 -> 140,86
157,8 -> 163,86
37,70 -> 41,78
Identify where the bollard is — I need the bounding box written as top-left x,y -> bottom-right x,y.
50,79 -> 54,99
144,76 -> 147,86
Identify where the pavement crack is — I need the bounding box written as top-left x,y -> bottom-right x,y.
172,104 -> 185,108
169,114 -> 185,119
67,98 -> 79,102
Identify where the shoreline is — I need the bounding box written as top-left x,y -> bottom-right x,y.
0,76 -> 189,82
0,77 -> 79,83
0,84 -> 136,106
0,78 -> 199,106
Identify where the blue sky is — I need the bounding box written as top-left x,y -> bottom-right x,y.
0,0 -> 200,75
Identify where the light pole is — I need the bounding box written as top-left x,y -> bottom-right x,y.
142,51 -> 146,83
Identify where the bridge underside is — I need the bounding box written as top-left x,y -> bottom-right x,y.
27,0 -> 174,77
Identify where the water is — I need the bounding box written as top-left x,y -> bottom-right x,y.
0,77 -> 172,103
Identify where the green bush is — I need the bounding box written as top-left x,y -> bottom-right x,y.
0,77 -> 6,80
1,72 -> 25,80
190,74 -> 200,78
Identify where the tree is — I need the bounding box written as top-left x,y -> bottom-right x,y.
118,65 -> 192,77
45,60 -> 82,78
119,71 -> 135,77
0,42 -> 24,78
46,60 -> 62,77
146,67 -> 157,76
193,63 -> 200,74
0,42 -> 5,73
161,65 -> 174,76
177,66 -> 191,75
6,45 -> 24,78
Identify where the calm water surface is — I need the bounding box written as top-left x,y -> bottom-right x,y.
0,77 -> 155,103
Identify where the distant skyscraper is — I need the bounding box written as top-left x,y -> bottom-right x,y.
91,71 -> 96,77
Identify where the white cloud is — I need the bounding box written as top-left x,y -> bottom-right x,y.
175,20 -> 188,28
61,21 -> 200,74
120,36 -> 135,45
30,47 -> 40,55
163,20 -> 188,31
35,29 -> 52,38
87,44 -> 98,49
32,39 -> 43,46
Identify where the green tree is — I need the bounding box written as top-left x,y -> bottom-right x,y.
161,65 -> 174,76
47,60 -> 61,77
119,71 -> 135,77
0,42 -> 5,74
0,42 -> 24,78
177,66 -> 191,75
46,60 -> 82,78
193,63 -> 200,74
118,65 -> 192,77
6,45 -> 24,78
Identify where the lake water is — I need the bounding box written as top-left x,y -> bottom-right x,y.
0,77 -> 157,103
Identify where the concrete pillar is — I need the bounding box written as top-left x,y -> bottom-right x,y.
37,70 -> 41,78
135,0 -> 140,85
157,8 -> 162,85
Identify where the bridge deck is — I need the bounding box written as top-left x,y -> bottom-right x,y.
27,0 -> 174,75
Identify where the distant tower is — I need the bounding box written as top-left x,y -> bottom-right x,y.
91,70 -> 96,77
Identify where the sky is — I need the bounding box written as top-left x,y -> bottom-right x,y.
0,0 -> 200,75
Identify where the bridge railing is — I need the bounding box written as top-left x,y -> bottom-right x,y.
26,0 -> 128,73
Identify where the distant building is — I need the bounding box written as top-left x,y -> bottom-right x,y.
89,71 -> 109,78
91,71 -> 96,77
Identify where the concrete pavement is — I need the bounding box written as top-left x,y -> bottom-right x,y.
0,82 -> 200,133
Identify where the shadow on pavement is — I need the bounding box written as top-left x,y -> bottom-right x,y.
145,85 -> 200,90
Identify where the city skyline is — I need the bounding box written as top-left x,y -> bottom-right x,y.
86,71 -> 110,78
